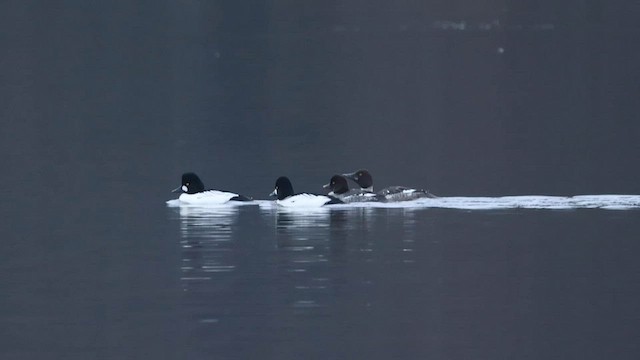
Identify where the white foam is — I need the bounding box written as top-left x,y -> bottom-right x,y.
168,195 -> 640,211
338,194 -> 640,210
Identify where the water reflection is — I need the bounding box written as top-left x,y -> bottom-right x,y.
170,204 -> 432,327
174,205 -> 240,288
399,208 -> 418,264
260,206 -> 336,310
254,206 -> 422,312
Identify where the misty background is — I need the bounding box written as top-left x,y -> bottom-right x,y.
2,1 -> 638,199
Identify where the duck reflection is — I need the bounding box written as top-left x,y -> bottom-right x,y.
261,206 -> 386,311
273,208 -> 335,273
398,208 -> 418,264
259,207 -> 337,310
175,205 -> 240,288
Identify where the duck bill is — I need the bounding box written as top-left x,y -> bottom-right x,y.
269,189 -> 277,197
322,183 -> 331,189
172,186 -> 183,194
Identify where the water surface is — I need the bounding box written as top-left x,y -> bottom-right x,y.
2,2 -> 640,359
168,203 -> 640,359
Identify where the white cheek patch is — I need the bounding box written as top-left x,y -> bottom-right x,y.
182,185 -> 188,192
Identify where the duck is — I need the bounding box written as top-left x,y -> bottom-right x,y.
342,169 -> 437,202
172,172 -> 252,204
323,175 -> 383,203
270,176 -> 343,207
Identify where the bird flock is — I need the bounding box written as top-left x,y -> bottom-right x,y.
171,170 -> 435,208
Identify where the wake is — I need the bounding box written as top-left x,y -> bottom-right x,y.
342,195 -> 640,210
168,195 -> 640,210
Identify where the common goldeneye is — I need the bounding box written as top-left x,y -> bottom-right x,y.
343,169 -> 437,202
323,175 -> 383,203
270,176 -> 343,207
172,172 -> 252,204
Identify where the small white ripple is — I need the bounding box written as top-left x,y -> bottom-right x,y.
170,195 -> 640,211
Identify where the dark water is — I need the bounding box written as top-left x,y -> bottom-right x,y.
2,2 -> 640,359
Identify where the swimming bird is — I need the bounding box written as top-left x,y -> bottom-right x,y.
172,172 -> 252,204
342,169 -> 437,202
323,175 -> 383,203
270,176 -> 343,207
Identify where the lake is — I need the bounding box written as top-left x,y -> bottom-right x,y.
2,2 -> 640,359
